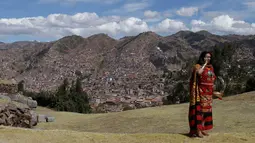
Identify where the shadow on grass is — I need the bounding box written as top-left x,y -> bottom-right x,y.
179,133 -> 197,138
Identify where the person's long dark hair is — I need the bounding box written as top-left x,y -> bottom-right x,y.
196,51 -> 213,65
196,51 -> 220,76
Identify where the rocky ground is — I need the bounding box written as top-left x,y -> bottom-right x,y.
0,101 -> 37,128
0,93 -> 54,128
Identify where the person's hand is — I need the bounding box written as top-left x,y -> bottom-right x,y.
213,91 -> 223,100
201,60 -> 208,69
198,60 -> 208,75
204,60 -> 208,65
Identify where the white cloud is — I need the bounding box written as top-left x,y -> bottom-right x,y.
202,10 -> 254,22
109,0 -> 150,14
162,10 -> 173,18
39,0 -> 119,4
243,1 -> 255,8
191,15 -> 255,35
176,7 -> 198,17
202,11 -> 225,19
152,19 -> 188,33
3,12 -> 254,41
144,10 -> 160,18
201,1 -> 255,21
0,12 -> 189,39
97,17 -> 149,35
211,15 -> 236,28
0,13 -> 121,38
191,20 -> 206,25
143,10 -> 162,22
123,1 -> 150,12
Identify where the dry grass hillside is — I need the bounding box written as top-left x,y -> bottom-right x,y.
1,91 -> 255,143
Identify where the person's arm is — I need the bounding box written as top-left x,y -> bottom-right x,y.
197,61 -> 208,75
212,67 -> 222,100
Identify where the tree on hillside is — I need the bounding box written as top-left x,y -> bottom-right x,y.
167,82 -> 188,104
23,77 -> 91,113
69,78 -> 91,113
212,45 -> 223,76
75,78 -> 83,93
18,80 -> 25,92
246,77 -> 255,92
53,78 -> 70,111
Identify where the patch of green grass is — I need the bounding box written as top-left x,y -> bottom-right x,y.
0,79 -> 16,84
1,91 -> 255,143
1,126 -> 255,143
34,91 -> 255,134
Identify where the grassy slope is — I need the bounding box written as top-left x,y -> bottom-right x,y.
1,91 -> 255,143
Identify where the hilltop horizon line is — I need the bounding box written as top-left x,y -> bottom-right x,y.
1,30 -> 254,44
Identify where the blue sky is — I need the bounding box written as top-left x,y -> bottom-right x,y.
0,0 -> 255,43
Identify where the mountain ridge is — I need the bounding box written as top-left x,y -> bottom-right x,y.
0,30 -> 254,111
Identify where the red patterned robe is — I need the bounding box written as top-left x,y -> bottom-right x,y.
188,64 -> 216,136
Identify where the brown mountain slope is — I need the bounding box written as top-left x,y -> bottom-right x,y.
0,31 -> 255,109
12,34 -> 117,91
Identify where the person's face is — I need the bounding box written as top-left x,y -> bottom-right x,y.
204,53 -> 211,63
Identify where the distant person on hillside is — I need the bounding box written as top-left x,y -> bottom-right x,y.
188,51 -> 221,138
